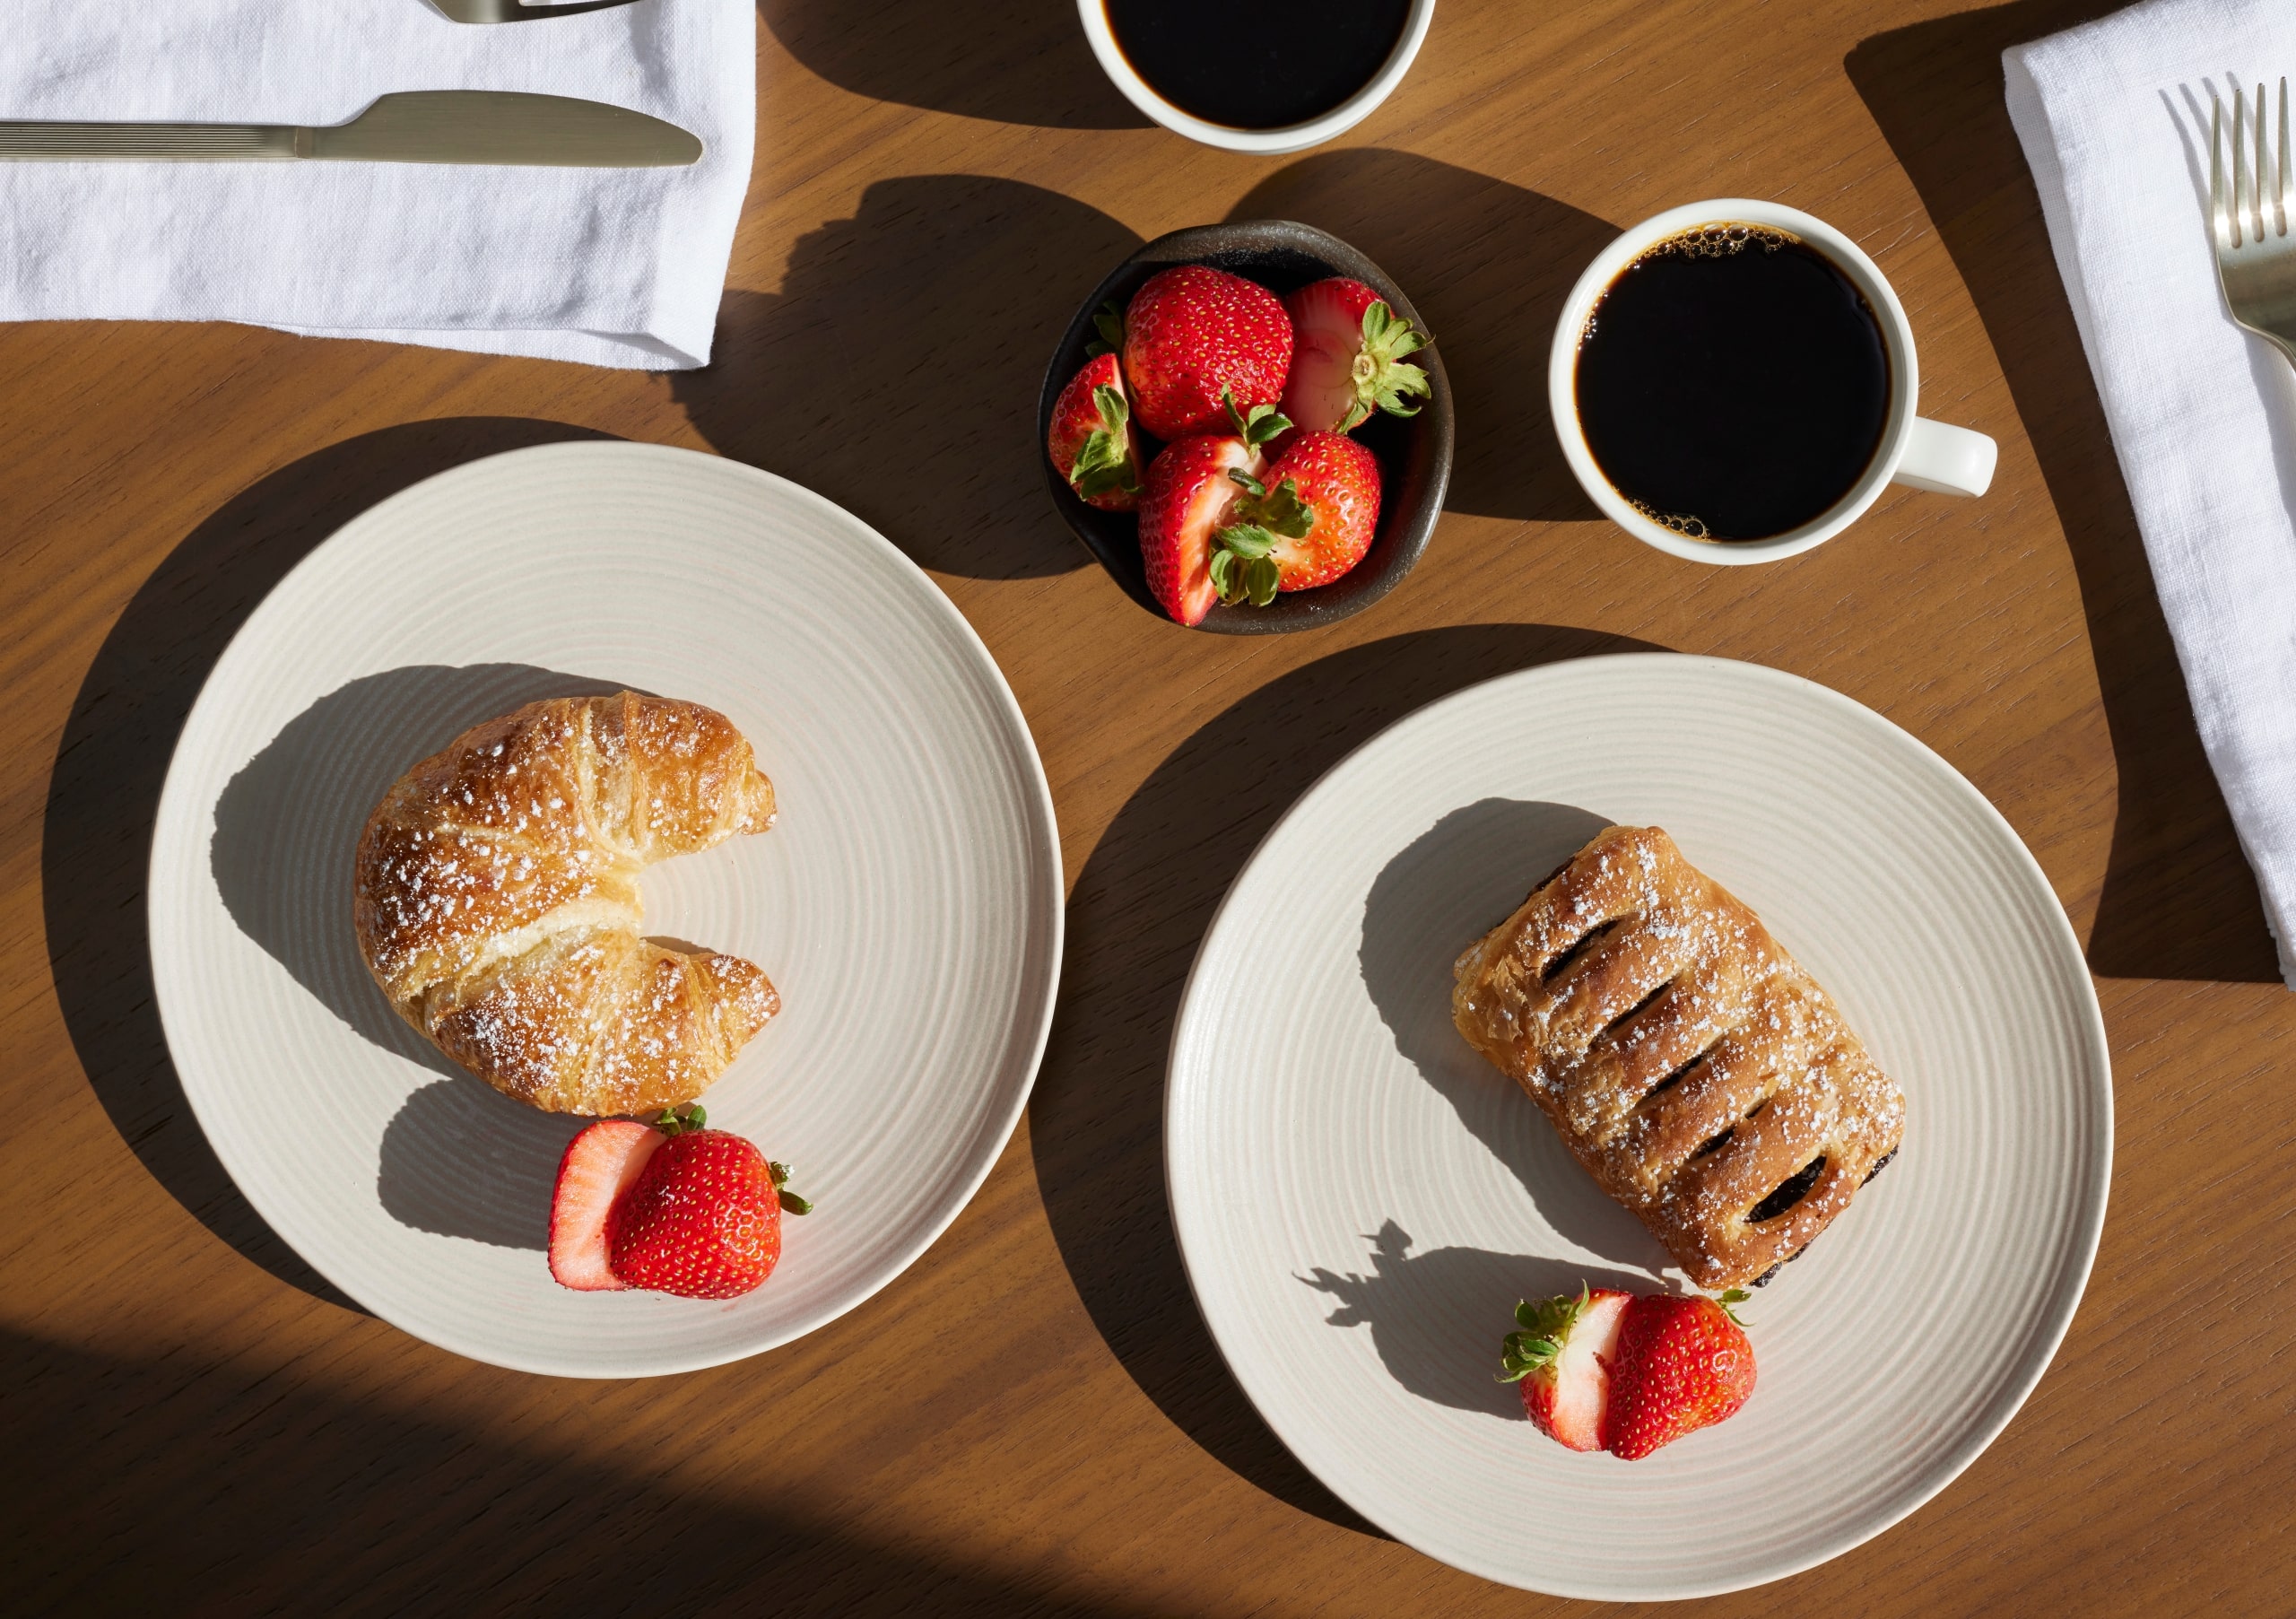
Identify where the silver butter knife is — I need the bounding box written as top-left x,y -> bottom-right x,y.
0,91 -> 700,167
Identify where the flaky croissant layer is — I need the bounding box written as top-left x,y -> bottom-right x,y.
353,692 -> 780,1115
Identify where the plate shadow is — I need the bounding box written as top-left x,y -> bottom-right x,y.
674,176 -> 1140,580
1301,1220 -> 1653,1418
210,662 -> 644,1248
1031,624 -> 1666,1534
42,418 -> 616,1310
1847,2 -> 2278,980
1227,150 -> 1618,523
1358,797 -> 1674,1270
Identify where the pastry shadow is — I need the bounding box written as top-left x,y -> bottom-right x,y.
378,1081 -> 586,1250
208,662 -> 643,1241
1302,1220 -> 1654,1417
1358,797 -> 1679,1272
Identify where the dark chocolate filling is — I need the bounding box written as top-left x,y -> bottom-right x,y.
1748,1155 -> 1828,1223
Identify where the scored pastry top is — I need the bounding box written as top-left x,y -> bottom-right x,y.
1451,823 -> 1904,1289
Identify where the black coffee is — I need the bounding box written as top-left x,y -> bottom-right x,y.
1105,0 -> 1410,130
1574,225 -> 1891,542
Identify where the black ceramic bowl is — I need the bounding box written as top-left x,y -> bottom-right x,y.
1038,220 -> 1455,634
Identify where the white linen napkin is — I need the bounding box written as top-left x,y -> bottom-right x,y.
0,0 -> 752,369
2007,0 -> 2296,982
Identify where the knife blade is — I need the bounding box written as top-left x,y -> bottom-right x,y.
0,91 -> 702,167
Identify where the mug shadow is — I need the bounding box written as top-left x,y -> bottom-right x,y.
759,0 -> 1151,130
1301,1221 -> 1654,1418
1358,796 -> 1674,1270
674,175 -> 1140,580
1227,150 -> 1618,523
1031,623 -> 1666,1534
41,418 -> 617,1310
210,661 -> 649,1249
1847,1 -> 2278,980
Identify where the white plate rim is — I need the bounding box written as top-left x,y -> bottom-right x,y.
1163,650 -> 2111,1597
146,441 -> 1065,1378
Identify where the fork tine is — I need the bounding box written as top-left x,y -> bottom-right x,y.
2238,84 -> 2254,247
2257,83 -> 2271,241
2279,77 -> 2290,237
2213,92 -> 2230,249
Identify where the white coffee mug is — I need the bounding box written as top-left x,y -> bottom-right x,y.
1076,0 -> 1437,155
1548,199 -> 1997,565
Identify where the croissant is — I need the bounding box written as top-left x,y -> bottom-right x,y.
353,692 -> 781,1116
1452,825 -> 1903,1290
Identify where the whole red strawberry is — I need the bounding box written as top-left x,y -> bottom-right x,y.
1047,352 -> 1144,511
1211,430 -> 1382,601
1121,265 -> 1293,440
1604,1290 -> 1756,1458
1280,277 -> 1431,435
604,1106 -> 813,1300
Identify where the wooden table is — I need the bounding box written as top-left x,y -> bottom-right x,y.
4,1 -> 2286,1611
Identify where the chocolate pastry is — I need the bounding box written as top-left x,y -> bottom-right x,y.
1451,824 -> 1904,1290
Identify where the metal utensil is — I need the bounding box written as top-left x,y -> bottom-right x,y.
0,90 -> 700,166
431,0 -> 644,21
2210,77 -> 2296,363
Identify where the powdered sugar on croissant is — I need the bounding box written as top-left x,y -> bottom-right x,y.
353,692 -> 780,1116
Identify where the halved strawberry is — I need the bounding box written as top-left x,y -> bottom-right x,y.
1498,1284 -> 1632,1451
1136,398 -> 1291,625
1123,265 -> 1293,440
1279,277 -> 1431,435
1211,429 -> 1382,603
1048,352 -> 1144,511
547,1120 -> 665,1292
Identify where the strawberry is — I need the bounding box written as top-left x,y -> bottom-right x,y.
1498,1284 -> 1632,1451
1136,397 -> 1291,625
1604,1290 -> 1757,1459
1121,265 -> 1293,441
1047,352 -> 1144,511
1211,430 -> 1382,603
604,1105 -> 814,1301
1279,277 -> 1431,435
548,1120 -> 665,1291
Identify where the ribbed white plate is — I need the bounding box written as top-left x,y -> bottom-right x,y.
1168,654 -> 2109,1598
149,443 -> 1062,1378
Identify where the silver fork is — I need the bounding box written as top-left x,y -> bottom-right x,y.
2210,76 -> 2296,363
430,0 -> 643,21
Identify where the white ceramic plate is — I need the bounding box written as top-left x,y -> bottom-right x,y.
1167,654 -> 2109,1599
149,442 -> 1062,1378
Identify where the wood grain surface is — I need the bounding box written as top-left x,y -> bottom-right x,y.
3,1 -> 2288,1613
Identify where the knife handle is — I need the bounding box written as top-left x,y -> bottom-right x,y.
0,122 -> 300,161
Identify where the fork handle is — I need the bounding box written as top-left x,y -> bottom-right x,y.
1893,417 -> 1997,498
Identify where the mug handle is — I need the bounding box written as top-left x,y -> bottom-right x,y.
1892,417 -> 1997,497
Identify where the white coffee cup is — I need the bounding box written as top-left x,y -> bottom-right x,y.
1548,199 -> 1997,565
1076,0 -> 1436,155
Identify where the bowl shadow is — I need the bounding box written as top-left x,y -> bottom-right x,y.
1357,796 -> 1677,1270
1031,622 -> 1666,1533
1846,1 -> 2278,981
209,662 -> 656,1249
674,175 -> 1140,582
1301,1220 -> 1655,1418
42,418 -> 617,1310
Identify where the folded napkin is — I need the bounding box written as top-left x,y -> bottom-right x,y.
0,0 -> 752,369
2008,0 -> 2296,983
